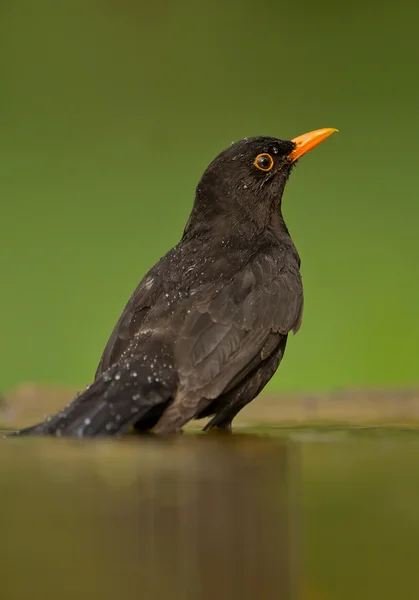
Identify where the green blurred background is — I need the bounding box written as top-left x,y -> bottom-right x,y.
1,0 -> 418,394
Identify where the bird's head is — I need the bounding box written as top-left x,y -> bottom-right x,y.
185,128 -> 337,237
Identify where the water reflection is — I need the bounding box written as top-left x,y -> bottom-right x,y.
1,435 -> 298,600
3,430 -> 419,599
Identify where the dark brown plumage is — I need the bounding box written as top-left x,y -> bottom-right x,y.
13,128 -> 336,437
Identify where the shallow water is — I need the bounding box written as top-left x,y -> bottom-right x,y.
1,428 -> 419,599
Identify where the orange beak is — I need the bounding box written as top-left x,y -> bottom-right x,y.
288,128 -> 338,163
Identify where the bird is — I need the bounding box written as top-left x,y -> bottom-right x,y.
12,128 -> 337,437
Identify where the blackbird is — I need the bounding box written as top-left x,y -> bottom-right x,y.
13,128 -> 337,437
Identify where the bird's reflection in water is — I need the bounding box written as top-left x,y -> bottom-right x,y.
1,435 -> 300,600
110,435 -> 300,600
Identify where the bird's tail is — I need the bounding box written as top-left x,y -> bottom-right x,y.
9,361 -> 175,438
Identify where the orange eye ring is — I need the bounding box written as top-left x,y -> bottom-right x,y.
254,153 -> 274,172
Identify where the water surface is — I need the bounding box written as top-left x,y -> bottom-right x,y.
1,428 -> 418,599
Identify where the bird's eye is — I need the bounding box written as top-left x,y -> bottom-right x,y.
254,153 -> 274,172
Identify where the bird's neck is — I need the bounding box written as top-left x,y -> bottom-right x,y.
182,206 -> 291,248
182,187 -> 291,243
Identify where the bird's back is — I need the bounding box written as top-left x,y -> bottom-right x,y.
95,231 -> 302,381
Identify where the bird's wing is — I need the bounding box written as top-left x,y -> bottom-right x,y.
175,251 -> 303,400
95,273 -> 160,377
